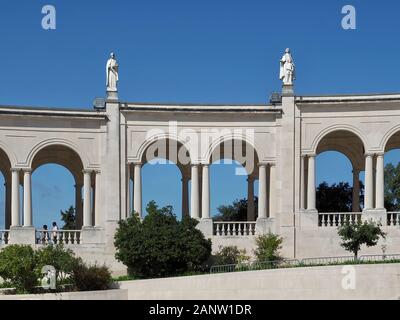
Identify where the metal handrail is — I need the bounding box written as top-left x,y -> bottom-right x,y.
209,253 -> 400,274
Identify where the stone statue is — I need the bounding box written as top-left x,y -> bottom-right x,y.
106,52 -> 119,92
279,48 -> 295,85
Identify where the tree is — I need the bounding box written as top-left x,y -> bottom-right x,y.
214,246 -> 249,265
384,162 -> 400,211
114,201 -> 212,278
337,220 -> 386,259
253,233 -> 283,262
213,197 -> 258,221
316,181 -> 364,212
60,206 -> 76,230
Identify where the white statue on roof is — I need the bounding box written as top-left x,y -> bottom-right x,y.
279,48 -> 295,85
106,52 -> 119,92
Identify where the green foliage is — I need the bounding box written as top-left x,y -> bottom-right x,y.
60,206 -> 77,230
384,163 -> 400,211
214,197 -> 258,221
316,181 -> 364,212
114,200 -> 212,278
35,244 -> 78,283
338,220 -> 386,259
214,246 -> 250,265
0,245 -> 37,293
71,261 -> 112,291
253,233 -> 283,262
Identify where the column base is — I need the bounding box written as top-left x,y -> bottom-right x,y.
9,226 -> 36,245
196,218 -> 213,237
299,209 -> 319,228
81,226 -> 104,244
256,218 -> 276,235
362,209 -> 387,225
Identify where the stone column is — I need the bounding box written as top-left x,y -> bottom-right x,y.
75,184 -> 83,229
190,165 -> 200,219
375,153 -> 385,210
201,165 -> 210,219
83,170 -> 92,227
300,156 -> 305,210
258,164 -> 267,219
307,155 -> 316,211
95,171 -> 101,226
352,169 -> 360,212
23,170 -> 32,227
5,181 -> 11,229
133,164 -> 142,217
11,169 -> 20,227
247,176 -> 255,221
181,176 -> 189,218
269,163 -> 277,218
364,154 -> 374,210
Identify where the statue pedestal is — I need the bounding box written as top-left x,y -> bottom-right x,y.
9,226 -> 36,245
107,91 -> 118,101
282,84 -> 294,97
196,218 -> 213,237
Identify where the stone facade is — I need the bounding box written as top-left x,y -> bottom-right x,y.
1,84 -> 400,273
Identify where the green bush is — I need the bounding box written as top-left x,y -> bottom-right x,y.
0,245 -> 38,293
214,246 -> 250,265
114,201 -> 212,278
71,261 -> 112,291
253,233 -> 283,262
35,244 -> 78,283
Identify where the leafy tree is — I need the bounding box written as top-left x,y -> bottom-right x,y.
114,201 -> 212,278
337,220 -> 386,259
316,181 -> 364,213
0,245 -> 37,293
60,206 -> 77,230
384,163 -> 400,211
214,197 -> 258,221
253,233 -> 283,262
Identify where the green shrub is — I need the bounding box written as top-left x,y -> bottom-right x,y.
35,244 -> 78,283
253,233 -> 283,262
0,245 -> 38,293
114,201 -> 212,279
214,246 -> 250,265
72,260 -> 112,291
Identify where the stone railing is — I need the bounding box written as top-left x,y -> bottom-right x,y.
36,230 -> 81,245
387,212 -> 400,226
318,212 -> 362,227
213,222 -> 256,236
0,230 -> 9,245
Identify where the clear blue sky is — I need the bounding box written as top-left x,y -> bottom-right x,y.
0,0 -> 400,227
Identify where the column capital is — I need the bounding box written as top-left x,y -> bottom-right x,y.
23,168 -> 32,174
257,163 -> 268,168
364,152 -> 374,157
268,162 -> 277,167
10,168 -> 20,173
82,169 -> 93,175
94,170 -> 101,174
375,152 -> 385,157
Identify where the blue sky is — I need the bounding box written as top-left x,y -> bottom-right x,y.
0,0 -> 400,227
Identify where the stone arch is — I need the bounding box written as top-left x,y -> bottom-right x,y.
381,124 -> 400,152
207,135 -> 260,176
26,138 -> 89,171
311,125 -> 367,156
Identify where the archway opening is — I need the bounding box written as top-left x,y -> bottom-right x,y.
31,145 -> 84,229
209,139 -> 260,221
384,132 -> 400,217
312,130 -> 365,213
